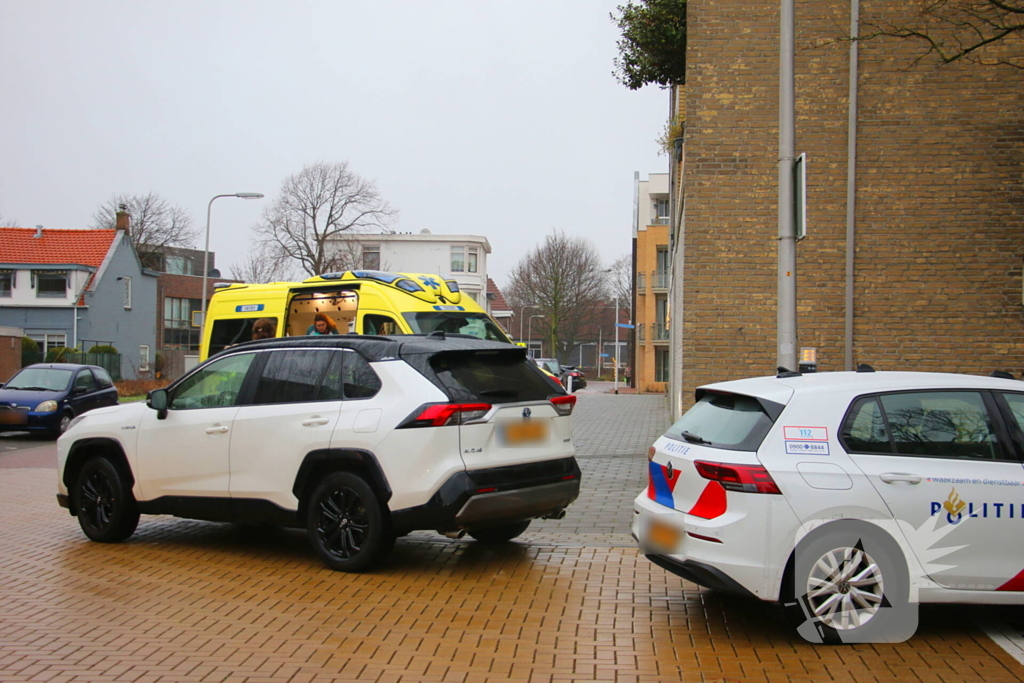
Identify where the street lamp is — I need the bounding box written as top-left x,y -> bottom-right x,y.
527,314 -> 545,358
518,305 -> 539,342
200,193 -> 264,344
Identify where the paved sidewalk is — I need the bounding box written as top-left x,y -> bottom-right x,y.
2,394 -> 1024,682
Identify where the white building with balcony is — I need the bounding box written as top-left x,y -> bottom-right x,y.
327,231 -> 492,306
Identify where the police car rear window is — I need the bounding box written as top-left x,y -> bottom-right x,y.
665,391 -> 776,452
427,351 -> 559,404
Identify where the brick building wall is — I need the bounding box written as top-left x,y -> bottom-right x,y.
676,0 -> 1024,411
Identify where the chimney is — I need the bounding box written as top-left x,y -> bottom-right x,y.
34,224 -> 43,238
115,204 -> 130,233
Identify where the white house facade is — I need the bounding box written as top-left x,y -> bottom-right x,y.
330,231 -> 491,306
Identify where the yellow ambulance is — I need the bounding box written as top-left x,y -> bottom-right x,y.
200,270 -> 513,360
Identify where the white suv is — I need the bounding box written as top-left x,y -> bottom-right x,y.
633,367 -> 1024,644
56,334 -> 580,572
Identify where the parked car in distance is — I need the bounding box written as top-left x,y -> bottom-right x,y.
533,358 -> 585,392
0,363 -> 118,437
56,333 -> 581,572
561,365 -> 587,391
634,367 -> 1024,644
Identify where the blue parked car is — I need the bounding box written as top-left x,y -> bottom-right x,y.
0,364 -> 119,436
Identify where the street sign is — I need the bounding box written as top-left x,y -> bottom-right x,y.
615,323 -> 635,329
600,353 -> 610,357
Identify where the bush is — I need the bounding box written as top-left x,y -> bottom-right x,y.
87,344 -> 118,354
21,337 -> 39,353
45,346 -> 79,363
116,378 -> 170,399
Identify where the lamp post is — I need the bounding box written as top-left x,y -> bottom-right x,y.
200,192 -> 264,344
527,314 -> 545,358
518,305 -> 538,342
613,295 -> 620,395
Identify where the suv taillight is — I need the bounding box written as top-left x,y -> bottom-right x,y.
399,402 -> 492,428
693,460 -> 781,495
549,394 -> 577,416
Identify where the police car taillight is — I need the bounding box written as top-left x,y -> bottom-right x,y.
399,402 -> 492,428
549,394 -> 576,416
694,460 -> 782,495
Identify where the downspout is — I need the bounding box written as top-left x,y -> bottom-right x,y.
844,0 -> 861,370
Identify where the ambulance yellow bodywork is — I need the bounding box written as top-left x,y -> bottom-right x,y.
200,270 -> 512,360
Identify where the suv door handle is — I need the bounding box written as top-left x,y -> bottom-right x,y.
205,425 -> 230,434
302,417 -> 330,427
880,472 -> 921,485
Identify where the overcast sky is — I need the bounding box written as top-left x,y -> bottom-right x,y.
0,1 -> 667,288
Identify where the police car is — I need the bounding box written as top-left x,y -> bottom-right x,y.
633,366 -> 1024,644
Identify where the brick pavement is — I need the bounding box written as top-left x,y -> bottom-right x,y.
1,394 -> 1023,682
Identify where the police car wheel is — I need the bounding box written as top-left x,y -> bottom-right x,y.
787,521 -> 912,645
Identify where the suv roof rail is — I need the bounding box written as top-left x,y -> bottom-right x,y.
776,367 -> 801,378
856,364 -> 875,373
991,370 -> 1016,380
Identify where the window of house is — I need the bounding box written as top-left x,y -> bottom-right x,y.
0,270 -> 14,297
654,198 -> 669,221
163,297 -> 202,350
467,247 -> 478,273
28,333 -> 67,354
122,276 -> 132,309
655,349 -> 670,383
451,246 -> 465,273
362,245 -> 381,271
35,271 -> 67,298
165,255 -> 193,275
139,345 -> 150,371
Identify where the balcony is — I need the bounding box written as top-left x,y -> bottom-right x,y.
652,270 -> 669,292
652,322 -> 670,343
636,272 -> 646,293
637,323 -> 646,343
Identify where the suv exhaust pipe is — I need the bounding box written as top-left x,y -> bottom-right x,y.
542,508 -> 566,520
441,529 -> 467,539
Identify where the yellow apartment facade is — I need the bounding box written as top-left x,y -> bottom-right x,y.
632,173 -> 671,394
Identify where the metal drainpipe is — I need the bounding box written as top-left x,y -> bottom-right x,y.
845,0 -> 861,370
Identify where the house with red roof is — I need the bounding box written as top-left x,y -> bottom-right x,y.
485,277 -> 513,335
0,211 -> 158,380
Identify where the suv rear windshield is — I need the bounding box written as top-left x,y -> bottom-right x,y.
425,351 -> 560,403
665,391 -> 776,452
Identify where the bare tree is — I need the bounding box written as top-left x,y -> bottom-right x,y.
608,254 -> 633,322
254,161 -> 397,277
505,230 -> 609,361
230,242 -> 297,284
0,211 -> 21,227
91,193 -> 198,268
860,1 -> 1024,68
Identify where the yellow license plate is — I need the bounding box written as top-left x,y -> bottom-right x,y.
646,519 -> 681,553
502,421 -> 548,445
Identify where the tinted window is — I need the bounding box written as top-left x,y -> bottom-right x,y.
93,368 -> 113,388
170,353 -> 255,410
209,318 -> 269,356
879,391 -> 1004,460
665,392 -> 775,452
427,351 -> 559,403
841,397 -> 892,454
252,350 -> 334,405
74,371 -> 97,392
342,351 -> 381,399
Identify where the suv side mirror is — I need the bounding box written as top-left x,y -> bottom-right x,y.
147,388 -> 169,420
